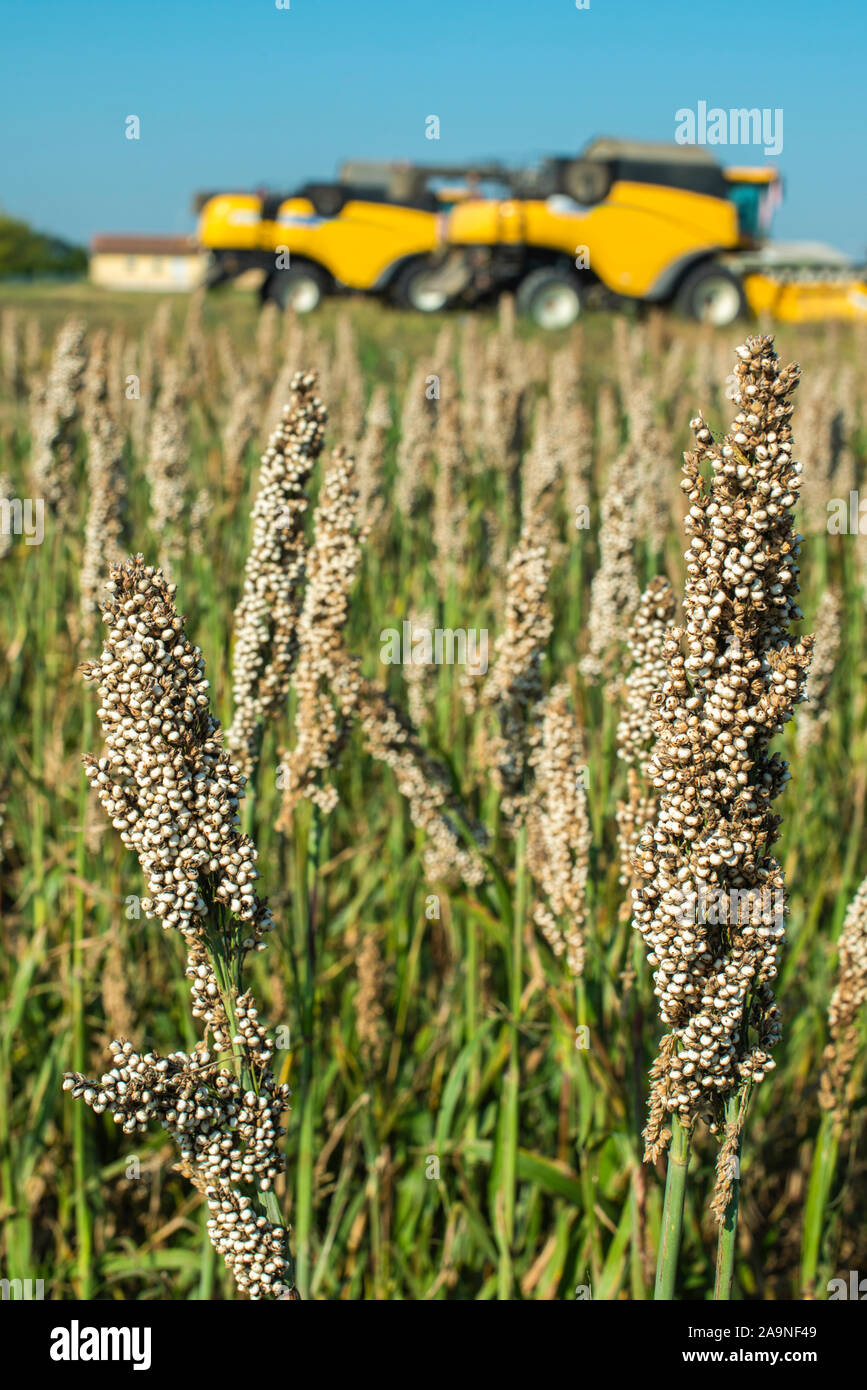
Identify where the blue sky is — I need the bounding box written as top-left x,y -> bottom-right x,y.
2,0 -> 865,254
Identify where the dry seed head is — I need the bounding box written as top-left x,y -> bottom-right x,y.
483,516 -> 552,824
458,314 -> 484,451
355,932 -> 387,1068
30,317 -> 88,511
395,363 -> 435,515
64,1038 -> 289,1194
796,364 -> 843,535
548,343 -> 592,521
819,872 -> 867,1121
402,609 -> 436,729
69,554 -> 295,1298
595,380 -> 621,466
354,677 -> 488,887
527,684 -> 591,977
80,330 -> 127,627
480,331 -> 525,474
522,396 -> 560,524
227,372 -> 326,777
333,310 -> 365,443
221,377 -> 262,493
277,443 -> 363,818
355,384 -> 391,537
628,380 -> 673,553
256,300 -> 280,380
82,554 -> 273,955
631,336 -> 812,1165
796,586 -> 840,754
580,441 -> 641,682
615,766 -> 655,912
616,577 -> 677,775
145,355 -> 189,566
432,363 -> 467,595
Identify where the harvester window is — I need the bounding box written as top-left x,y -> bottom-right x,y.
728,184 -> 762,240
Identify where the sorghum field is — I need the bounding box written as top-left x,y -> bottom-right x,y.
2,283 -> 865,1302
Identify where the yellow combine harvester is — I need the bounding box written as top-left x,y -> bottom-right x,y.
197,141 -> 867,328
195,162 -> 501,312
434,140 -> 761,325
430,139 -> 867,328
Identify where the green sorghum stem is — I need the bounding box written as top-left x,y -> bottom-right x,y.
293,799 -> 321,1300
497,821 -> 527,1300
801,1108 -> 840,1294
654,1115 -> 690,1300
71,695 -> 94,1297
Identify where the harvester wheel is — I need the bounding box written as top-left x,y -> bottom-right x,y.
516,268 -> 582,329
390,260 -> 451,313
266,264 -> 328,314
675,263 -> 747,326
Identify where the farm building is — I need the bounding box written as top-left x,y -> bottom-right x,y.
89,234 -> 206,291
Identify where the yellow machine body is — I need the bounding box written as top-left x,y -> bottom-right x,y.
445,181 -> 742,300
198,190 -> 439,290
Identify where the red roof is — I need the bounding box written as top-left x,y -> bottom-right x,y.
90,234 -> 199,255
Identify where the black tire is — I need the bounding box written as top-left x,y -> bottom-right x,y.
560,158 -> 612,206
265,263 -> 329,314
516,267 -> 582,329
674,263 -> 747,326
389,260 -> 450,313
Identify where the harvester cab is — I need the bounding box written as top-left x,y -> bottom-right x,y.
723,165 -> 782,244
195,160 -> 510,314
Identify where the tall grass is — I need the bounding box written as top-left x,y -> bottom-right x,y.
0,286 -> 865,1299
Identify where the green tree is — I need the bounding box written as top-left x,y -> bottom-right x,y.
0,211 -> 87,279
